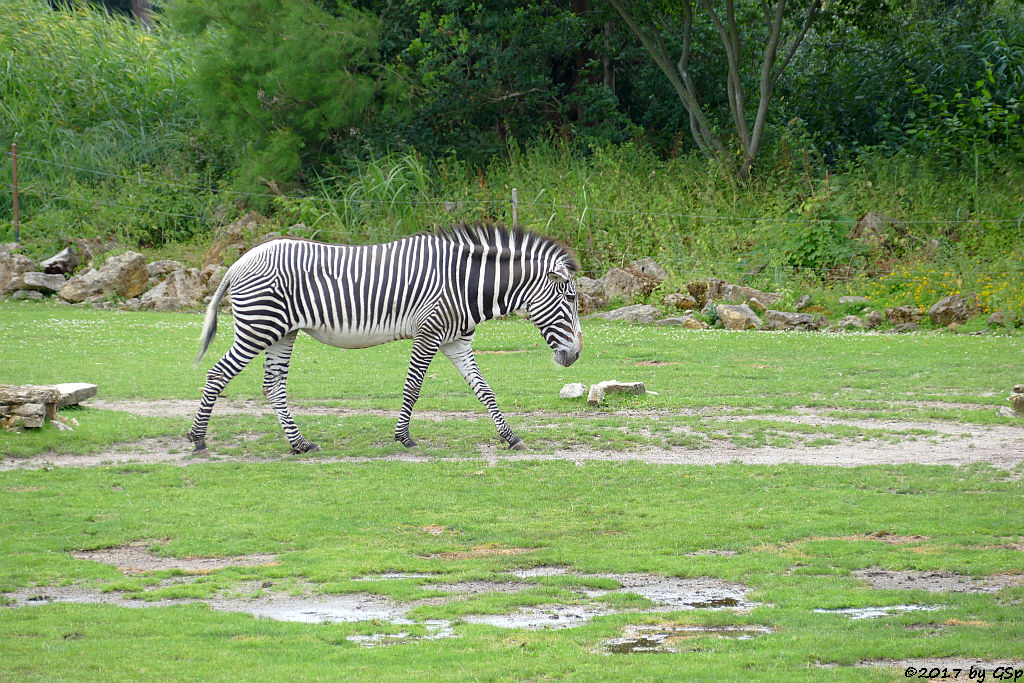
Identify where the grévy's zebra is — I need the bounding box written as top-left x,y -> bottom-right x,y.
187,221 -> 582,453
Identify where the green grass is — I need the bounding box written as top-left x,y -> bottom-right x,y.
2,302 -> 1024,680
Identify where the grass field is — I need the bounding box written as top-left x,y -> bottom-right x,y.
1,300 -> 1023,681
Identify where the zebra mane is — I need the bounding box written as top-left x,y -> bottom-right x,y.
434,221 -> 579,274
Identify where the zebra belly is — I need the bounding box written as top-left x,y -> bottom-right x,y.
302,325 -> 406,349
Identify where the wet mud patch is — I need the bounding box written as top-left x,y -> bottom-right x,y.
72,541 -> 278,574
600,623 -> 774,654
854,567 -> 1024,593
4,570 -> 758,644
812,604 -> 943,620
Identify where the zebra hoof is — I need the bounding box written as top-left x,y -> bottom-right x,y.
399,437 -> 418,449
508,437 -> 525,450
291,442 -> 321,454
187,433 -> 207,453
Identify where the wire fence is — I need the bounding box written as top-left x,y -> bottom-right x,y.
4,147 -> 1021,286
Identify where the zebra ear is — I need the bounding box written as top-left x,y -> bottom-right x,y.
547,266 -> 570,284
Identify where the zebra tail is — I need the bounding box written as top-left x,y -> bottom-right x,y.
194,270 -> 232,366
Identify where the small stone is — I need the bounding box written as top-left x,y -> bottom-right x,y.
793,294 -> 811,311
888,322 -> 920,334
865,311 -> 884,328
831,315 -> 867,331
838,295 -> 869,305
559,383 -> 587,399
12,290 -> 44,301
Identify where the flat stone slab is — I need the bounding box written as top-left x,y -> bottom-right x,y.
55,383 -> 98,407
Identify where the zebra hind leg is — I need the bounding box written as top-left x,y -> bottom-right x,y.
263,332 -> 319,454
188,343 -> 259,452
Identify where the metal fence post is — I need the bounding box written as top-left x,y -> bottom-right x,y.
11,143 -> 19,244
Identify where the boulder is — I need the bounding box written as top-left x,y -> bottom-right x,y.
851,211 -> 902,249
838,295 -> 870,305
793,294 -> 811,311
716,303 -> 763,330
764,310 -> 819,331
831,315 -> 867,331
988,311 -> 1016,327
140,268 -> 205,311
865,311 -> 884,329
886,305 -> 924,325
20,271 -> 67,293
602,267 -> 656,300
663,292 -> 698,310
559,383 -> 587,399
657,315 -> 709,330
39,246 -> 81,275
575,276 -> 605,298
688,278 -> 782,310
588,304 -> 661,324
1009,385 -> 1024,416
0,250 -> 35,295
626,257 -> 669,284
586,380 -> 646,407
147,259 -> 185,278
929,294 -> 970,327
12,290 -> 43,301
59,251 -> 148,303
203,211 -> 267,267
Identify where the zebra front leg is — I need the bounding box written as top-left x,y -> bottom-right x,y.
263,332 -> 319,454
440,336 -> 524,450
395,335 -> 441,448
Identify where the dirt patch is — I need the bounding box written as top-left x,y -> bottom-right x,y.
601,623 -> 774,653
72,541 -> 278,574
425,546 -> 536,560
854,567 -> 1024,593
5,399 -> 1022,471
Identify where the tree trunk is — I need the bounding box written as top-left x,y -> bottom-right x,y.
131,0 -> 154,30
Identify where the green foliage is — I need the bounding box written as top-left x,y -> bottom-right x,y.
167,0 -> 405,189
780,0 -> 1024,162
371,1 -> 633,163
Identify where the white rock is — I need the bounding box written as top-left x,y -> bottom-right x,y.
559,383 -> 587,399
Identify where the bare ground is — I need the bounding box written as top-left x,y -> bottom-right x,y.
2,398 -> 1022,471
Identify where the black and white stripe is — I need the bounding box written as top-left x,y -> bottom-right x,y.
187,222 -> 582,453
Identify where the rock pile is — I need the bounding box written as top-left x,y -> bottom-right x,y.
0,215 -> 269,311
0,383 -> 97,431
577,258 -> 1009,334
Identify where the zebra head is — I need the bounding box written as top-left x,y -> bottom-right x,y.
528,261 -> 583,367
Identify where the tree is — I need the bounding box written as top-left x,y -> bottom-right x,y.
168,0 -> 405,189
607,0 -> 820,178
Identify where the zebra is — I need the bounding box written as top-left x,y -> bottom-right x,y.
187,221 -> 582,454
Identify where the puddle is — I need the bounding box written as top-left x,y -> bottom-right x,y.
72,541 -> 277,574
854,567 -> 1024,593
813,604 -> 942,619
464,604 -> 619,629
4,567 -> 757,640
602,624 -> 773,654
